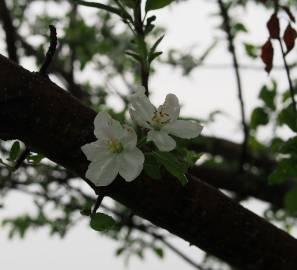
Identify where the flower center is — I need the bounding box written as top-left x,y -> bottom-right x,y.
151,110 -> 170,129
107,139 -> 123,153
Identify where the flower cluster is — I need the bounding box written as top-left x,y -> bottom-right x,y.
81,87 -> 203,186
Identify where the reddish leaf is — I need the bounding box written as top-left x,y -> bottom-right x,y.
283,24 -> 297,55
261,39 -> 274,73
267,13 -> 280,39
281,6 -> 296,23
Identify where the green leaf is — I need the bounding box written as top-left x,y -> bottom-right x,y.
269,158 -> 297,184
153,152 -> 189,185
278,104 -> 297,132
259,83 -> 277,111
125,51 -> 142,62
144,155 -> 162,180
121,0 -> 135,8
144,15 -> 156,34
232,22 -> 248,34
90,213 -> 116,232
148,51 -> 163,63
27,153 -> 44,165
284,185 -> 297,213
280,136 -> 297,154
9,141 -> 20,161
250,107 -> 269,130
153,247 -> 164,258
243,43 -> 259,59
80,208 -> 91,216
150,35 -> 165,55
145,0 -> 174,12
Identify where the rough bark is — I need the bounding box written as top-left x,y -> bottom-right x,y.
1,54 -> 297,269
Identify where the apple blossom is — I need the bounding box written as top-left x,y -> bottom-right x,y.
129,86 -> 203,152
81,112 -> 144,186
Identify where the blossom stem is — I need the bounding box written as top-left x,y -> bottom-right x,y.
133,0 -> 150,96
91,193 -> 105,216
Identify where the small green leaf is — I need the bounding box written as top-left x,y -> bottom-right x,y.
280,136 -> 297,154
148,51 -> 163,63
80,208 -> 91,216
150,35 -> 165,55
278,104 -> 297,132
145,0 -> 174,12
145,15 -> 156,34
144,155 -> 162,180
153,152 -> 189,185
125,51 -> 142,62
90,213 -> 116,232
9,141 -> 20,161
269,158 -> 297,184
232,22 -> 248,33
153,247 -> 164,258
259,83 -> 277,111
250,107 -> 269,130
243,43 -> 259,59
115,247 -> 125,256
284,185 -> 297,213
121,0 -> 135,8
27,153 -> 44,164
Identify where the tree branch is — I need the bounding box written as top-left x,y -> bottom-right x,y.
0,0 -> 18,62
1,54 -> 297,269
217,0 -> 249,171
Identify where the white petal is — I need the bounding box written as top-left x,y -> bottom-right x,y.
121,124 -> 137,150
93,112 -> 110,139
163,120 -> 203,139
159,94 -> 180,122
129,108 -> 150,128
94,112 -> 124,140
130,86 -> 146,98
118,148 -> 144,182
147,130 -> 176,152
81,140 -> 109,161
130,94 -> 155,124
85,154 -> 119,186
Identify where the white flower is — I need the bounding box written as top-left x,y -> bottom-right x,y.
81,112 -> 144,186
129,86 -> 203,152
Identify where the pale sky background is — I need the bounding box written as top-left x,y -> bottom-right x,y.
1,0 -> 296,269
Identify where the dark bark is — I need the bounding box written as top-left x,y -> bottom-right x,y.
1,54 -> 297,269
190,166 -> 292,209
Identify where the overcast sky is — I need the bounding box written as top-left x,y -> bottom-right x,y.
1,0 -> 296,269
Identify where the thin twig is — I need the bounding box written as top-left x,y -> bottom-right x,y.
278,38 -> 297,113
91,193 -> 105,216
217,0 -> 249,172
39,25 -> 58,76
271,0 -> 297,114
133,0 -> 149,95
0,0 -> 18,62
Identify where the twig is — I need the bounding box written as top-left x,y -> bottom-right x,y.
271,0 -> 297,114
217,0 -> 249,172
39,25 -> 58,76
74,0 -> 130,20
15,25 -> 58,169
278,39 -> 297,113
0,0 -> 18,62
91,193 -> 105,216
133,0 -> 150,95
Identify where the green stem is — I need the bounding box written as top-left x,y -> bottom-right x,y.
74,0 -> 126,18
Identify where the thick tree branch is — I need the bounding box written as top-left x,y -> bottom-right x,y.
190,166 -> 292,209
1,54 -> 297,269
